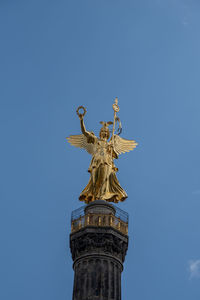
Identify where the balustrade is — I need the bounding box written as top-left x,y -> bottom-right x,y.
71,213 -> 128,235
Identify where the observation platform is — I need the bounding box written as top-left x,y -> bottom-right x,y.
71,200 -> 129,236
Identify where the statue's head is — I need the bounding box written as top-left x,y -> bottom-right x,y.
99,121 -> 113,140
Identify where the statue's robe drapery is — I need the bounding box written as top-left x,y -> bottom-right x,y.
67,133 -> 137,204
79,139 -> 127,203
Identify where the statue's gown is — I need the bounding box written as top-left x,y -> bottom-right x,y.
79,139 -> 127,204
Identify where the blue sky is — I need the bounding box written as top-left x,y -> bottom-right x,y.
0,0 -> 200,299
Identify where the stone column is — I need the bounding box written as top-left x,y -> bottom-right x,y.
70,200 -> 129,300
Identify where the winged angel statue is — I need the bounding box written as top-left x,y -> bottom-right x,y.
67,99 -> 138,204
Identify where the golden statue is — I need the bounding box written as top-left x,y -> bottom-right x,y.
67,98 -> 138,204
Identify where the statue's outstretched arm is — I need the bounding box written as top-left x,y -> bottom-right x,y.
79,118 -> 90,139
79,116 -> 96,144
76,106 -> 96,143
80,118 -> 88,136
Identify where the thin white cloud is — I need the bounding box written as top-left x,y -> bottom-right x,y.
189,260 -> 200,279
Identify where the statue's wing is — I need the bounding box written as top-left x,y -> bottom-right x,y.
113,135 -> 138,155
67,134 -> 95,155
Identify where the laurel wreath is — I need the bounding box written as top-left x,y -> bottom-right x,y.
76,106 -> 87,118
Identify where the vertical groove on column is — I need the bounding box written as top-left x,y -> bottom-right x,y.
102,259 -> 108,298
82,260 -> 87,299
101,259 -> 104,299
80,261 -> 84,298
74,264 -> 78,300
116,264 -> 119,300
90,259 -> 94,299
95,259 -> 101,297
99,259 -> 102,300
117,264 -> 121,300
116,264 -> 118,300
78,263 -> 82,300
113,262 -> 116,300
117,264 -> 120,300
119,266 -> 121,300
74,263 -> 79,300
111,261 -> 114,299
85,259 -> 89,299
108,259 -> 111,299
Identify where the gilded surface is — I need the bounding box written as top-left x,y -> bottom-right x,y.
67,98 -> 138,203
71,212 -> 128,235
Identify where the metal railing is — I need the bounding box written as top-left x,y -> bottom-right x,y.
71,204 -> 128,223
71,205 -> 128,235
